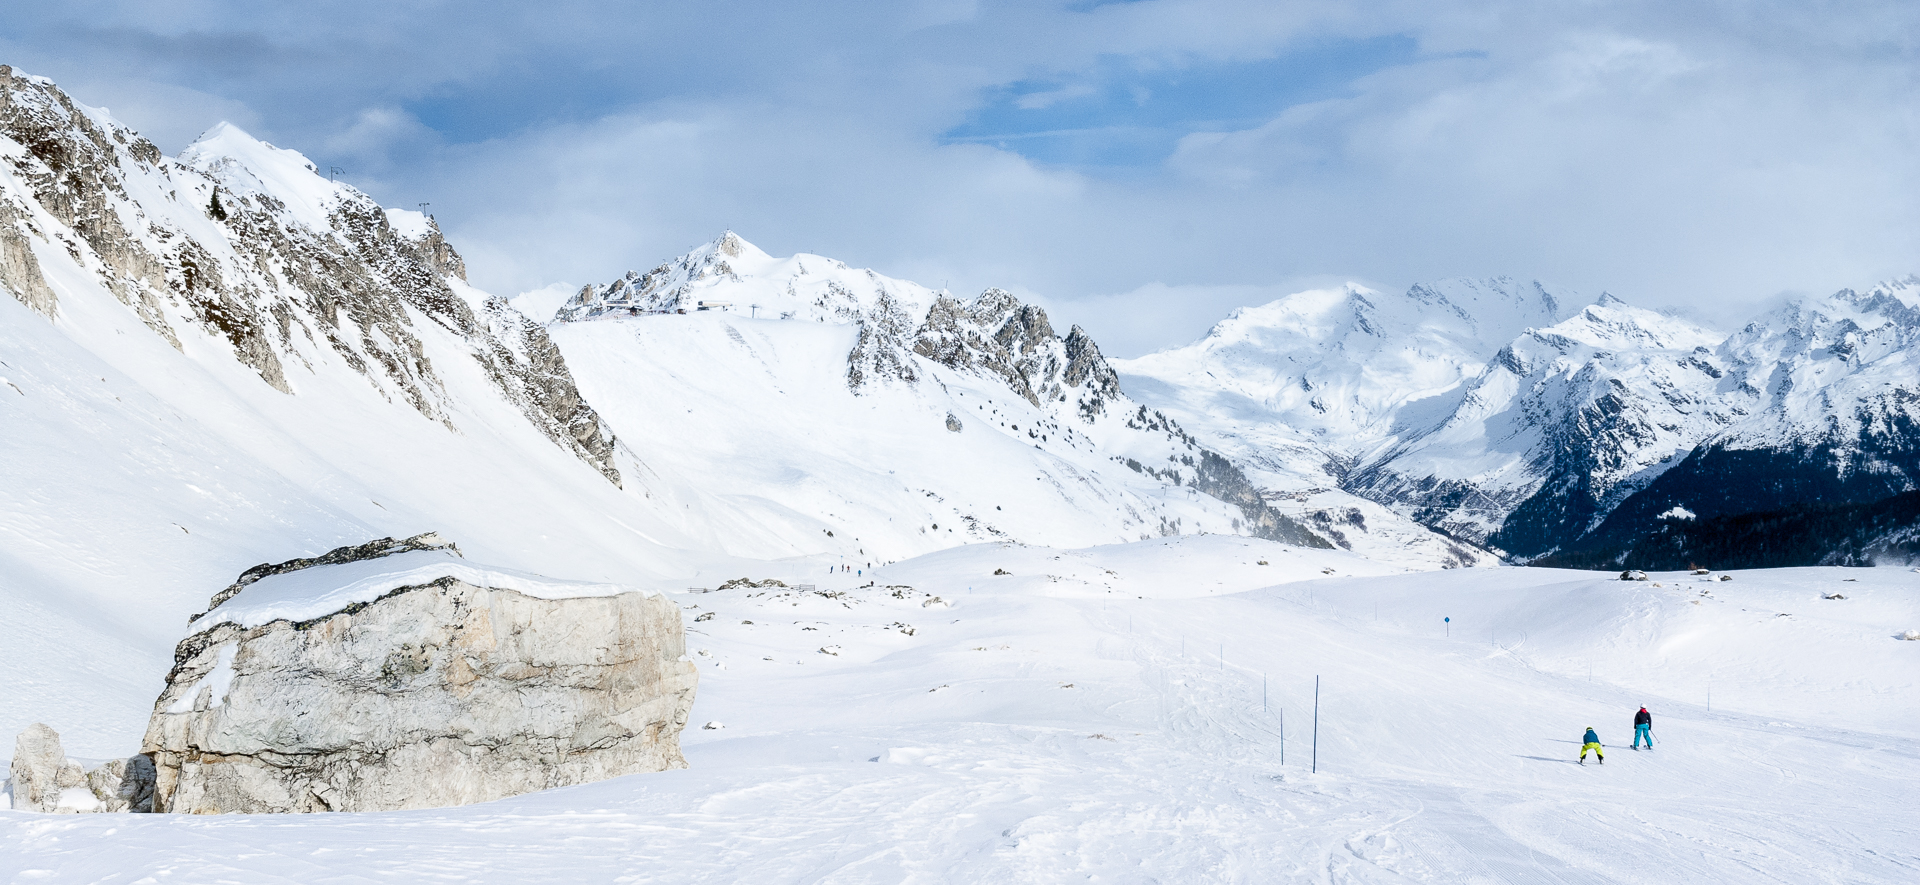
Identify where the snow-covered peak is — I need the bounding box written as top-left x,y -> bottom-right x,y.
555,233 -> 938,325
1723,277 -> 1920,369
1527,297 -> 1722,353
178,122 -> 352,232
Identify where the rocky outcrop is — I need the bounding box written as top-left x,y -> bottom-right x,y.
6,723 -> 152,813
141,538 -> 697,813
846,290 -> 921,391
913,289 -> 1067,408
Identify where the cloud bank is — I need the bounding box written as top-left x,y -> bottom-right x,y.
4,0 -> 1914,354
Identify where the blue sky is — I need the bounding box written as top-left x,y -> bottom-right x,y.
944,36 -> 1429,168
3,1 -> 1916,355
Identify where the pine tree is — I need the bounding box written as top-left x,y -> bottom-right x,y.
208,190 -> 228,222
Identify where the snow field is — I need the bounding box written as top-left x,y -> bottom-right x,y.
5,538 -> 1914,882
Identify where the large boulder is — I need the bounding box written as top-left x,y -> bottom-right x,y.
140,534 -> 698,813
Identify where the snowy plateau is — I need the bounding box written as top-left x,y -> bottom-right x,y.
2,65 -> 1918,883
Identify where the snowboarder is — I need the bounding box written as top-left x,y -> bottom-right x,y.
1633,707 -> 1653,749
1579,727 -> 1604,764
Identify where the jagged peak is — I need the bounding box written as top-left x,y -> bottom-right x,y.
967,286 -> 1025,318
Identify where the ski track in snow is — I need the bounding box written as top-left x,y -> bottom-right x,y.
4,544 -> 1916,883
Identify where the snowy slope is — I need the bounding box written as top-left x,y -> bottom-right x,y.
6,540 -> 1915,881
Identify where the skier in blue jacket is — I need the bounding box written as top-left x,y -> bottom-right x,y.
1579,727 -> 1604,764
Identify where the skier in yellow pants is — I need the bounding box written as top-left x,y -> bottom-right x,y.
1579,727 -> 1604,764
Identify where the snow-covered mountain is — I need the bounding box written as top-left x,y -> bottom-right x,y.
1561,279 -> 1920,565
0,69 -> 1355,747
1115,278 -> 1579,567
1121,274 -> 1920,567
547,232 -> 1333,558
1116,278 -> 1576,486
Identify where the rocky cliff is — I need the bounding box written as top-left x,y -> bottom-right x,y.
140,534 -> 697,813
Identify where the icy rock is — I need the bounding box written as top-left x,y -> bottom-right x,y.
1901,630 -> 1920,641
1621,570 -> 1649,581
1719,574 -> 1734,582
141,547 -> 698,814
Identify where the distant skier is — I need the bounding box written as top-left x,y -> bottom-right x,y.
1579,727 -> 1604,764
1633,707 -> 1653,749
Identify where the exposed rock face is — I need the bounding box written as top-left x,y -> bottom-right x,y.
0,197 -> 57,317
141,540 -> 697,813
0,67 -> 621,485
